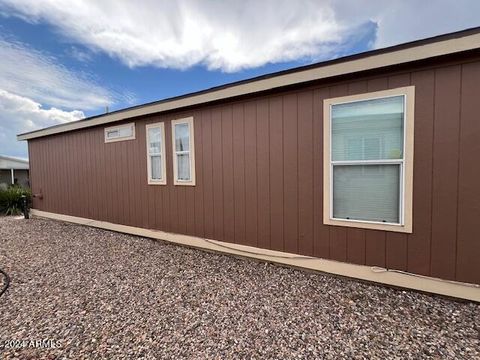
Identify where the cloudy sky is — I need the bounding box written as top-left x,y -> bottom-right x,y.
0,0 -> 479,158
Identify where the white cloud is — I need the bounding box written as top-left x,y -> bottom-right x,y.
0,34 -> 137,158
66,45 -> 94,63
0,89 -> 84,157
0,36 -> 113,109
0,0 -> 353,72
1,0 -> 479,72
332,0 -> 480,48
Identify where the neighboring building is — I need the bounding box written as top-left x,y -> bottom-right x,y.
17,27 -> 480,301
0,155 -> 29,188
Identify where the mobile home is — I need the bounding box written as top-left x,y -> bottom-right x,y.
18,28 -> 480,301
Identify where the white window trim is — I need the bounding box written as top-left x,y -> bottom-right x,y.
323,86 -> 414,233
146,122 -> 167,185
171,117 -> 196,186
104,123 -> 136,143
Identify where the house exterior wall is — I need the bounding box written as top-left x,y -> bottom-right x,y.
27,54 -> 480,285
14,169 -> 30,188
0,169 -> 11,188
0,169 -> 29,188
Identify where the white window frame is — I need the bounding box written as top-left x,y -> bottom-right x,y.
146,122 -> 167,185
104,123 -> 136,143
323,86 -> 415,233
171,117 -> 196,186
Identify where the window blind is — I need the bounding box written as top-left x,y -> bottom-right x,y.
331,96 -> 404,224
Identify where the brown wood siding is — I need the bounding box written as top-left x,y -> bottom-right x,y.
28,55 -> 480,284
244,101 -> 258,248
297,91 -> 314,256
456,61 -> 480,284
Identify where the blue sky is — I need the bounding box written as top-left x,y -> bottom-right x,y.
0,0 -> 479,158
0,10 -> 376,117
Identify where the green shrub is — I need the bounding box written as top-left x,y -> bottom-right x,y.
0,186 -> 32,216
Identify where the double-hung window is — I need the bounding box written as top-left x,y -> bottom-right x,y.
324,87 -> 414,233
146,122 -> 167,185
172,117 -> 195,186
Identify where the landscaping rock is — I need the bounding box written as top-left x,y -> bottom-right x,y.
0,217 -> 478,359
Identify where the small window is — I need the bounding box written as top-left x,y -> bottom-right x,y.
324,86 -> 414,233
104,123 -> 135,143
146,122 -> 167,185
171,117 -> 195,186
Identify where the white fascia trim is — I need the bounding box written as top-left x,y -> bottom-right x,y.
18,32 -> 480,141
31,209 -> 480,302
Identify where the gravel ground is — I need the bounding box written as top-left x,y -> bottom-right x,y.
0,217 -> 478,359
